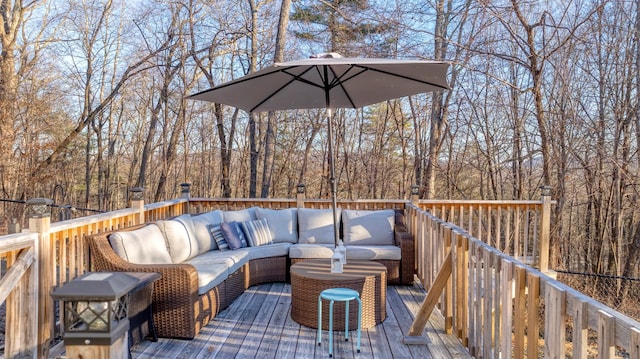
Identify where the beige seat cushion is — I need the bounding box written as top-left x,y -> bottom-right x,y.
188,248 -> 249,274
241,243 -> 292,260
346,245 -> 401,260
182,257 -> 229,295
288,243 -> 335,258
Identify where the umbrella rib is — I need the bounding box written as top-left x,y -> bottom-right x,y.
280,68 -> 327,90
352,64 -> 449,90
249,66 -> 320,112
326,65 -> 366,108
188,67 -> 286,99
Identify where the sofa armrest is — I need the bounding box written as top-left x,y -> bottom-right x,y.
88,231 -> 200,311
394,224 -> 415,284
89,231 -> 195,275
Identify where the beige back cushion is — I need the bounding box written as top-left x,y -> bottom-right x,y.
157,214 -> 198,263
191,210 -> 224,252
256,207 -> 298,243
223,207 -> 257,223
108,224 -> 172,264
342,209 -> 395,246
298,208 -> 340,244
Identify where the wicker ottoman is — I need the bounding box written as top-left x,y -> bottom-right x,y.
290,259 -> 387,330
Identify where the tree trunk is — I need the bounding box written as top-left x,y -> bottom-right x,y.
261,111 -> 276,198
137,94 -> 163,188
260,0 -> 291,198
0,0 -> 23,198
424,0 -> 449,199
249,113 -> 258,197
215,103 -> 233,198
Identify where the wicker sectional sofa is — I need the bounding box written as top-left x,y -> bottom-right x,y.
88,207 -> 414,339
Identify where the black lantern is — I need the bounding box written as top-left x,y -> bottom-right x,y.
411,185 -> 419,196
297,183 -> 306,194
540,185 -> 553,197
26,197 -> 53,218
130,187 -> 144,201
52,272 -> 138,354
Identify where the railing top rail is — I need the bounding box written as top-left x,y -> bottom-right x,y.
189,197 -> 409,204
0,232 -> 37,252
49,207 -> 139,232
145,198 -> 186,210
415,199 -> 556,205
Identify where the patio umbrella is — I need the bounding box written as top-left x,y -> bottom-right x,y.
189,53 -> 449,246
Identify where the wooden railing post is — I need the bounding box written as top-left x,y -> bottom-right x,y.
8,218 -> 20,233
296,183 -> 306,208
180,182 -> 191,199
539,186 -> 552,273
27,198 -> 53,359
410,184 -> 420,205
130,187 -> 145,225
180,183 -> 191,214
444,226 -> 453,334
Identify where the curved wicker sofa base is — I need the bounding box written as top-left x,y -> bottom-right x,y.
88,219 -> 414,340
89,232 -> 288,339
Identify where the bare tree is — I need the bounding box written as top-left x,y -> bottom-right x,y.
260,0 -> 291,198
32,2 -> 167,193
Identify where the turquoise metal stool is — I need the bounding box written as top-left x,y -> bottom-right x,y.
317,288 -> 362,357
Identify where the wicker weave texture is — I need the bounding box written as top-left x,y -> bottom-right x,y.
245,257 -> 288,288
291,257 -> 401,285
87,209 -> 415,338
89,232 -> 290,339
290,259 -> 387,330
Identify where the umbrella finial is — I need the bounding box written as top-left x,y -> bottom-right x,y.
310,52 -> 343,59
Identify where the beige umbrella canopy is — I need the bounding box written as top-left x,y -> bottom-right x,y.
189,53 -> 450,245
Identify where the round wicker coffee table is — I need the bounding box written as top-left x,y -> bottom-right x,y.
290,259 -> 387,330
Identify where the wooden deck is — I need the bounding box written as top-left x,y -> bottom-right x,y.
130,281 -> 471,359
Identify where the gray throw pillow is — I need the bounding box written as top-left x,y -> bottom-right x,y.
220,221 -> 247,250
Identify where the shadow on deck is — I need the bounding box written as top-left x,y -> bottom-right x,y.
130,281 -> 470,359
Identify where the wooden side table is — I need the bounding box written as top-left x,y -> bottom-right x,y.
125,272 -> 161,347
290,259 -> 386,330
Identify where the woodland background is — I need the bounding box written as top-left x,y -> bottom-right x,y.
0,0 -> 639,316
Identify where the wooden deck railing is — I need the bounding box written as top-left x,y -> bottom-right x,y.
406,202 -> 640,358
0,197 -> 186,358
0,191 -> 635,358
186,197 -> 409,212
0,232 -> 38,358
412,196 -> 552,273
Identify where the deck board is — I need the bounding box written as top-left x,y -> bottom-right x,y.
130,281 -> 471,359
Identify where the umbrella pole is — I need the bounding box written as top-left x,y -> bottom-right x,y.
326,107 -> 339,247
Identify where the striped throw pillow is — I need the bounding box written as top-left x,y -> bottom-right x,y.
207,224 -> 229,251
241,218 -> 273,247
